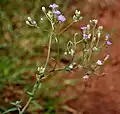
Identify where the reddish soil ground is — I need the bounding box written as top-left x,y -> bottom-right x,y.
61,0 -> 120,114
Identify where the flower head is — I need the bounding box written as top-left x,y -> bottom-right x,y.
57,14 -> 66,22
106,41 -> 112,46
105,34 -> 110,40
37,67 -> 45,74
49,3 -> 58,9
96,60 -> 103,66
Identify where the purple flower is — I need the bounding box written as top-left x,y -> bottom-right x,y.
53,10 -> 61,15
49,3 -> 58,9
57,14 -> 66,22
81,26 -> 87,30
105,34 -> 110,40
83,34 -> 88,39
32,20 -> 37,25
96,60 -> 103,65
106,41 -> 112,46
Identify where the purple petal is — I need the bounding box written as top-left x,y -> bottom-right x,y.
106,41 -> 112,45
81,26 -> 87,30
105,34 -> 110,40
57,14 -> 66,22
32,20 -> 37,25
49,3 -> 58,9
53,10 -> 61,15
83,34 -> 88,39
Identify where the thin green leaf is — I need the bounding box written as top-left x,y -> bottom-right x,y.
3,107 -> 17,114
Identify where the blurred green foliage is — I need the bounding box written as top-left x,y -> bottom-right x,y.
0,0 -> 75,113
0,0 -> 71,85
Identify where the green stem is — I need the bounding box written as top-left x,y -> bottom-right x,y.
19,97 -> 32,114
19,80 -> 39,114
88,25 -> 96,63
19,22 -> 54,114
44,23 -> 54,69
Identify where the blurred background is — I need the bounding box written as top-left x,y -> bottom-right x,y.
0,0 -> 120,114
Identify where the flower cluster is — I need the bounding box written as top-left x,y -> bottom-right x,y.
73,10 -> 83,22
37,67 -> 45,74
26,17 -> 38,28
42,3 -> 66,23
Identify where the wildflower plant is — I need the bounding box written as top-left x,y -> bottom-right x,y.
6,3 -> 112,114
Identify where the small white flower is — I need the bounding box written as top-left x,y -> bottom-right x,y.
96,60 -> 103,66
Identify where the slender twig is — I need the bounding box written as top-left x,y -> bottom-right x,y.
88,25 -> 96,63
76,39 -> 83,45
44,23 -> 54,69
19,97 -> 32,114
58,21 -> 74,35
19,20 -> 54,114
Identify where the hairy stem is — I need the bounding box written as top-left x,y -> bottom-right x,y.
44,26 -> 54,69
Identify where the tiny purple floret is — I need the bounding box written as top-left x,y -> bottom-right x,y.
105,34 -> 110,40
83,34 -> 88,39
49,3 -> 58,9
32,20 -> 37,25
106,41 -> 112,46
57,14 -> 66,22
81,26 -> 87,30
53,10 -> 61,15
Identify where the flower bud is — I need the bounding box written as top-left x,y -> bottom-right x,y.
98,32 -> 101,38
26,20 -> 30,25
42,6 -> 46,12
27,17 -> 32,22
